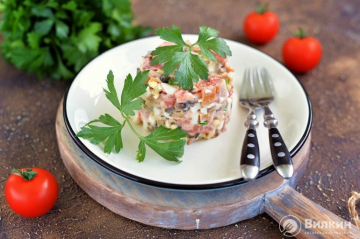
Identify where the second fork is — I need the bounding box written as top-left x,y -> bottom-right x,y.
250,68 -> 294,179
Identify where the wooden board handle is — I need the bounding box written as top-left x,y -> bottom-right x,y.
264,185 -> 360,238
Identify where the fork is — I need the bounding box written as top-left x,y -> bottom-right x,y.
248,68 -> 294,179
239,68 -> 260,181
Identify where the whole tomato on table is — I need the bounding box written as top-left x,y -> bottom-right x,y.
243,4 -> 280,44
5,168 -> 59,217
282,28 -> 322,73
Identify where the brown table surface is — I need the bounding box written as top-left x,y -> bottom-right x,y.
1,0 -> 360,238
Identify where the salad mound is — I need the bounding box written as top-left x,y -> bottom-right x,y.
133,42 -> 235,144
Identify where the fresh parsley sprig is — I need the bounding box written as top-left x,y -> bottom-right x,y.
0,0 -> 151,80
76,70 -> 188,162
150,25 -> 232,90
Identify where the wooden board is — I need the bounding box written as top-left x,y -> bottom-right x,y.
56,99 -> 310,229
55,98 -> 306,228
56,99 -> 360,237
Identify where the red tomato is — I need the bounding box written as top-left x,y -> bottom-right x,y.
5,168 -> 59,217
244,5 -> 279,44
282,34 -> 322,73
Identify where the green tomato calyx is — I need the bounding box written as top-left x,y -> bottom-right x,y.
256,4 -> 268,14
12,168 -> 37,181
295,28 -> 307,39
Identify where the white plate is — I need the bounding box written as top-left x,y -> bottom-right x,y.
64,35 -> 312,189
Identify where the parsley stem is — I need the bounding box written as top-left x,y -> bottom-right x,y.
121,119 -> 127,129
121,112 -> 144,139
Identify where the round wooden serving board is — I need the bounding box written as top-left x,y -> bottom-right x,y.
56,99 -> 360,238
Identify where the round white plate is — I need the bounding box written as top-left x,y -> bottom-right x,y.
64,35 -> 312,189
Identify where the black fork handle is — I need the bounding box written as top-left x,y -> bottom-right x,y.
268,127 -> 292,167
240,110 -> 260,180
240,129 -> 260,167
264,106 -> 293,178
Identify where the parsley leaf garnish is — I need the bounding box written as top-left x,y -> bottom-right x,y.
77,70 -> 188,162
120,71 -> 148,116
103,70 -> 121,111
140,126 -> 187,162
150,25 -> 232,90
135,126 -> 187,162
77,113 -> 124,154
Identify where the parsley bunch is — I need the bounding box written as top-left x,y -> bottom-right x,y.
77,71 -> 188,162
151,25 -> 232,90
0,0 -> 151,80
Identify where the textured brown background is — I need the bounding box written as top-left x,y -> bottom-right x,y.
1,0 -> 360,238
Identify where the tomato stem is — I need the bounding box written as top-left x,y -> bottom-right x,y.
295,27 -> 307,39
255,3 -> 268,14
12,168 -> 37,181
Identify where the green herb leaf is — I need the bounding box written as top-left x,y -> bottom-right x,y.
76,22 -> 102,53
34,19 -> 54,36
61,43 -> 96,72
120,70 -> 149,116
77,114 -> 123,153
155,25 -> 187,47
195,26 -> 232,61
174,52 -> 208,89
136,141 -> 146,162
76,126 -> 94,139
151,45 -> 208,89
103,70 -> 121,110
197,37 -> 232,60
31,7 -> 54,18
150,25 -> 231,90
27,32 -> 42,49
61,1 -> 77,11
52,56 -> 73,80
141,126 -> 187,162
55,20 -> 69,39
150,45 -> 184,69
196,26 -> 219,43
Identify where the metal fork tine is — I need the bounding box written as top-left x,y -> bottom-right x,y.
245,68 -> 250,78
252,68 -> 265,96
240,68 -> 250,100
261,68 -> 274,95
247,69 -> 255,99
245,68 -> 250,89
